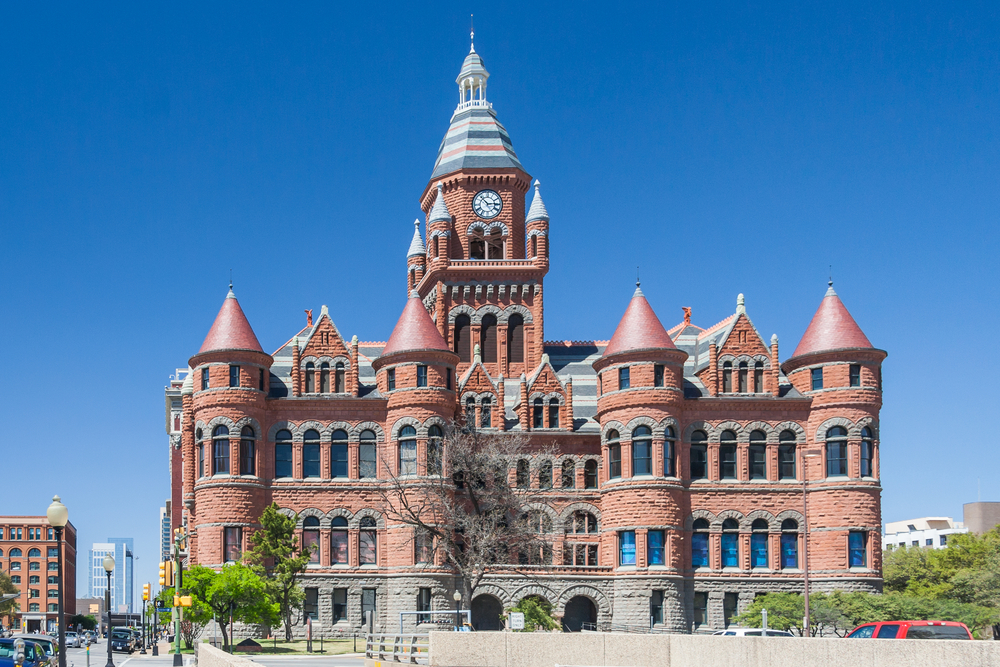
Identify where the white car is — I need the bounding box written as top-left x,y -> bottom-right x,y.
713,627 -> 794,637
64,632 -> 81,648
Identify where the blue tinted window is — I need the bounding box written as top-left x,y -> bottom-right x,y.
751,533 -> 768,568
849,531 -> 867,567
691,532 -> 709,568
648,530 -> 665,566
619,531 -> 636,566
721,533 -> 738,568
780,533 -> 798,568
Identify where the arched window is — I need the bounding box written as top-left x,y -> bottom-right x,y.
632,426 -> 652,475
826,426 -> 848,477
861,427 -> 874,477
781,519 -> 799,569
538,461 -> 553,489
721,518 -> 739,568
331,430 -> 348,478
359,430 -> 377,479
359,517 -> 377,565
427,425 -> 443,476
567,511 -> 597,534
749,430 -> 766,480
778,430 -> 796,480
196,428 -> 205,479
320,362 -> 330,393
27,548 -> 41,558
738,361 -> 748,393
607,430 -> 621,479
399,425 -> 417,476
469,231 -> 485,259
303,429 -> 321,478
561,459 -> 575,488
240,426 -> 255,476
303,517 -> 320,564
454,314 -> 471,362
532,398 -> 543,428
584,460 -> 598,489
527,510 -> 552,533
10,548 -> 22,557
751,519 -> 769,568
664,426 -> 676,477
754,361 -> 764,393
530,235 -> 537,257
305,362 -> 315,393
465,397 -> 476,426
275,429 -> 293,479
719,431 -> 737,480
722,361 -> 733,392
481,397 -> 492,428
335,362 -> 346,393
481,314 -> 498,363
691,519 -> 710,568
486,229 -> 504,259
690,430 -> 708,480
548,398 -> 560,429
516,459 -> 530,489
330,516 -> 349,564
212,425 -> 230,475
507,314 -> 524,363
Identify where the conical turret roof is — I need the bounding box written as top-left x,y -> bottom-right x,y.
603,285 -> 678,357
791,283 -> 873,358
428,184 -> 452,223
198,288 -> 264,354
381,291 -> 450,357
526,180 -> 549,223
407,219 -> 426,257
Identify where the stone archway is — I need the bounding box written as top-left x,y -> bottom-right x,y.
562,596 -> 597,632
471,594 -> 504,631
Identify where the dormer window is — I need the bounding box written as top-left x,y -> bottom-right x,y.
754,361 -> 764,393
548,398 -> 559,429
738,362 -> 748,392
722,362 -> 733,392
320,362 -> 330,393
305,362 -> 315,393
335,362 -> 346,393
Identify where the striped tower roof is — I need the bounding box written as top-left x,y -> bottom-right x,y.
430,107 -> 524,180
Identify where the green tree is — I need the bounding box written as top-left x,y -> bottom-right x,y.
185,564 -> 278,651
507,595 -> 559,632
68,614 -> 96,631
245,503 -> 312,641
0,571 -> 19,619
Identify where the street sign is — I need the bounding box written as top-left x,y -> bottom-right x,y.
509,612 -> 525,630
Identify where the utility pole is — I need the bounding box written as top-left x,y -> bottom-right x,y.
173,528 -> 185,667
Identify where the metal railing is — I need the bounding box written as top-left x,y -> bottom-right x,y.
365,633 -> 430,665
579,622 -> 673,634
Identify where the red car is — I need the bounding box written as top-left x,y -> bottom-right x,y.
846,620 -> 972,639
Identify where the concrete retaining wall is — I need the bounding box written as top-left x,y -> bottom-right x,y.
428,631 -> 1000,667
196,642 -> 260,667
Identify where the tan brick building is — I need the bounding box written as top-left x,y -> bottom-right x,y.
167,42 -> 886,634
0,517 -> 76,634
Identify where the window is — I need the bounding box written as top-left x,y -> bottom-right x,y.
303,588 -> 318,621
749,430 -> 766,480
223,527 -> 241,563
607,430 -> 621,479
722,361 -> 733,392
304,362 -> 315,393
275,429 -> 293,479
259,368 -> 265,391
538,460 -> 552,489
466,397 -> 477,425
197,444 -> 205,479
532,398 -> 543,428
548,398 -> 559,428
469,231 -> 485,259
240,426 -> 255,475
28,562 -> 39,571
47,575 -> 57,585
527,510 -> 552,534
738,361 -> 748,393
811,367 -> 823,390
229,364 -> 240,388
781,519 -> 799,568
29,576 -> 40,584
849,531 -> 867,567
10,563 -> 20,571
654,364 -> 664,387
415,530 -> 433,564
303,430 -> 321,478
360,517 -> 377,565
516,459 -> 530,488
719,431 -> 737,480
331,430 -> 349,478
663,426 -> 676,476
360,430 -> 377,478
427,425 -> 443,476
481,397 -> 492,428
690,430 -> 708,480
618,367 -> 630,390
387,368 -> 395,391
446,368 -> 452,390
10,576 -> 19,583
10,548 -> 21,557
693,592 -> 708,628
303,517 -> 320,563
632,426 -> 652,475
724,593 -> 738,628
417,587 -> 432,624
692,519 -> 710,568
335,362 -> 346,393
650,590 -> 664,625
940,535 -> 948,546
481,315 -> 498,363
29,603 -> 39,611
416,365 -> 427,387
330,517 -> 349,564
826,426 -> 848,477
212,425 -> 230,475
721,518 -> 739,568
399,425 -> 417,476
926,539 -> 933,547
751,519 -> 768,568
361,588 -> 377,625
507,314 -> 524,363
778,430 -> 796,480
454,315 -> 472,363
619,531 -> 636,566
332,588 -> 347,622
567,511 -> 597,534
201,367 -> 209,391
319,362 -> 330,393
47,562 -> 57,571
584,460 -> 598,488
47,604 -> 58,612
565,543 -> 598,566
849,364 -> 861,387
561,460 -> 575,489
860,427 -> 874,477
648,530 -> 665,566
754,361 -> 764,393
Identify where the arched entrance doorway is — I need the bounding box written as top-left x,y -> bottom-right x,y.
471,594 -> 504,631
562,596 -> 597,632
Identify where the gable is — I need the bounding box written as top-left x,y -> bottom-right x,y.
300,315 -> 351,360
716,314 -> 769,359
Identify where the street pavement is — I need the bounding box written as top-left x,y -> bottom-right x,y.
59,639 -> 363,667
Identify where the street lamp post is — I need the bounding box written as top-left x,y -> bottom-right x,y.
46,496 -> 69,667
452,590 -> 461,632
103,555 -> 115,667
801,448 -> 822,638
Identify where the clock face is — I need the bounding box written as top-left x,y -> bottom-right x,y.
472,190 -> 503,219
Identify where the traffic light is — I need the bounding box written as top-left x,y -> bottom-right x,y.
174,527 -> 187,551
158,561 -> 173,587
158,562 -> 165,586
142,583 -> 150,601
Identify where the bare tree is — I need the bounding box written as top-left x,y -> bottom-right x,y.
377,423 -> 554,604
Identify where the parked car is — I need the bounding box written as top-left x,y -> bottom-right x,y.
846,620 -> 972,639
15,636 -> 56,667
62,634 -> 79,650
109,629 -> 134,654
712,627 -> 795,637
130,630 -> 142,648
0,638 -> 48,667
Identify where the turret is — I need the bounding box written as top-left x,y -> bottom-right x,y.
526,180 -> 549,267
407,219 -> 427,294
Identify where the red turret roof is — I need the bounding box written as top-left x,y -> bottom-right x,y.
381,292 -> 450,356
198,289 -> 264,354
791,285 -> 873,358
603,286 -> 678,357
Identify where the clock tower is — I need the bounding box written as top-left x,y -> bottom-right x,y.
413,37 -> 550,386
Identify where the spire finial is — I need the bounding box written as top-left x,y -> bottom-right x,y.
829,264 -> 833,287
636,266 -> 640,289
227,270 -> 235,298
470,14 -> 475,52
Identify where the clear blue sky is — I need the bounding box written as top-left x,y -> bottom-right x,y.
1,2 -> 997,599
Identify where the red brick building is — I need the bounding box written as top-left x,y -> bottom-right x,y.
0,517 -> 77,633
168,42 -> 885,634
